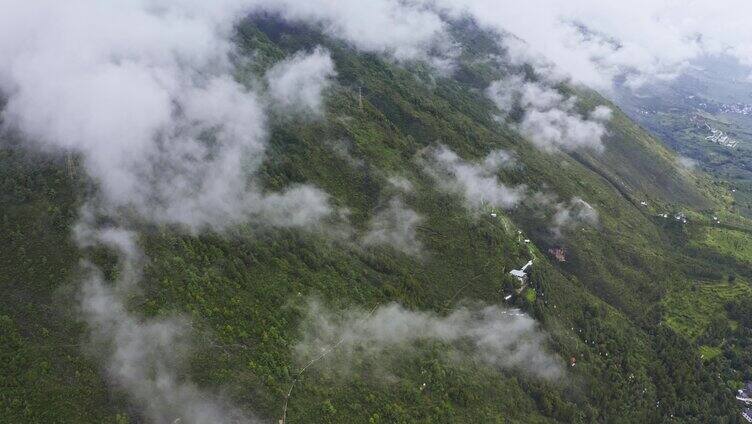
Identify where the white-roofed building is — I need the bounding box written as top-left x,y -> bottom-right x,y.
509,260 -> 533,283
743,408 -> 752,423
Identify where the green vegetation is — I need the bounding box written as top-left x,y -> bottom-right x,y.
0,147 -> 120,422
699,345 -> 723,361
524,288 -> 537,303
2,17 -> 752,423
698,226 -> 752,263
662,281 -> 751,340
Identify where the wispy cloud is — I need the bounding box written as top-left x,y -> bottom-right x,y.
295,300 -> 563,380
0,2 -> 338,421
431,0 -> 752,89
361,197 -> 423,257
422,145 -> 525,210
265,46 -> 336,117
261,0 -> 452,65
677,155 -> 698,170
75,221 -> 255,424
487,77 -> 611,152
0,1 -> 336,233
551,196 -> 599,237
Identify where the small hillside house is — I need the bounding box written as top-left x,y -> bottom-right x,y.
510,260 -> 533,283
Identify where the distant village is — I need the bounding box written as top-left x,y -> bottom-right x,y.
720,102 -> 752,116
689,114 -> 739,148
704,125 -> 739,148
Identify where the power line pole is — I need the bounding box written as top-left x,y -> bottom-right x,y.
66,154 -> 76,178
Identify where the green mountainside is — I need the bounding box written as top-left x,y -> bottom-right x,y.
2,17 -> 752,423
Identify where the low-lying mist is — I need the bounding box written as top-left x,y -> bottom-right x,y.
295,300 -> 564,381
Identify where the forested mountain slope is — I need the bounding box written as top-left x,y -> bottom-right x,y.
2,16 -> 751,424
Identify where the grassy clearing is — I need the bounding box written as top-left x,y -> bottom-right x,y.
524,288 -> 537,303
662,281 -> 751,340
698,226 -> 752,262
699,345 -> 722,361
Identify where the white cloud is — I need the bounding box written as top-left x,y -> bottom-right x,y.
249,1 -> 752,91
295,300 -> 563,380
0,0 -> 335,232
262,0 -> 449,63
362,198 -> 423,256
488,77 -> 611,152
677,155 -> 698,170
266,47 -> 336,116
387,176 -> 414,192
423,145 -> 525,210
6,2 -> 733,420
433,0 -> 752,90
81,272 -> 253,424
486,76 -> 525,116
75,223 -> 256,424
518,108 -> 608,152
551,196 -> 599,237
0,2 -> 339,421
589,105 -> 613,121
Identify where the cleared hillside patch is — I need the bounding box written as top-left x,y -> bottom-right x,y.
662,281 -> 751,340
698,226 -> 752,263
